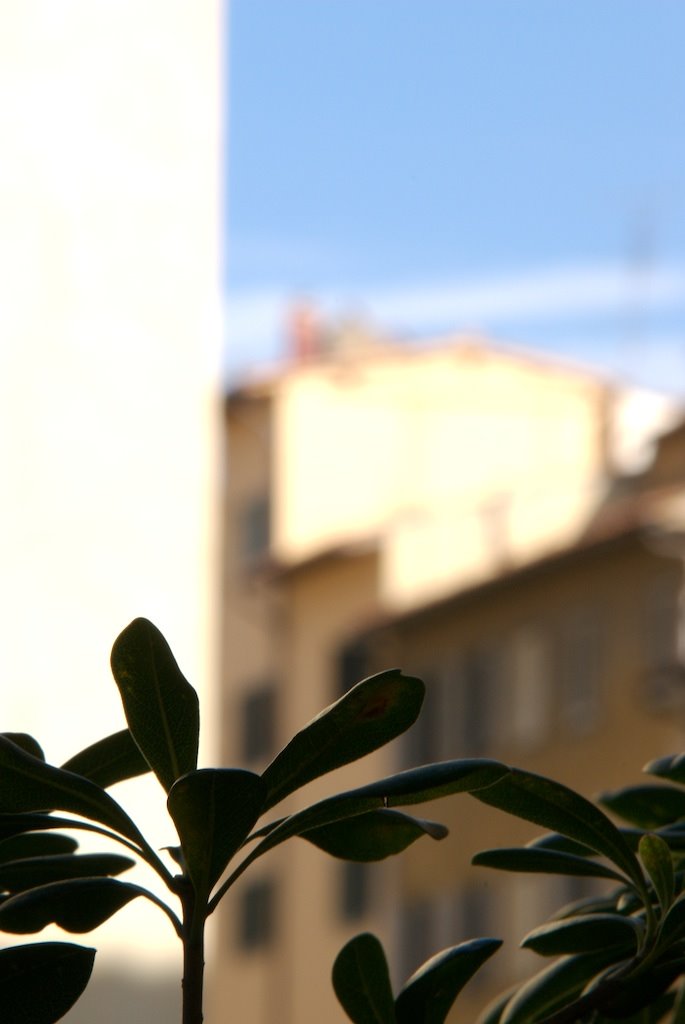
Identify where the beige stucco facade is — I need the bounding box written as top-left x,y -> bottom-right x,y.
210,337 -> 685,1023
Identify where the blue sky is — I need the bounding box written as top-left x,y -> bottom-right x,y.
225,1 -> 685,392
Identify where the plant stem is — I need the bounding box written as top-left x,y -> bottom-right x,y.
180,884 -> 205,1024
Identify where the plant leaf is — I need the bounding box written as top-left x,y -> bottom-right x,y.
110,618 -> 199,792
332,932 -> 395,1024
0,878 -> 146,933
303,809 -> 448,861
0,733 -> 45,761
0,942 -> 95,1024
395,938 -> 502,1024
475,986 -> 519,1024
0,852 -> 135,893
0,832 -> 79,863
473,768 -> 644,891
550,892 -> 627,922
600,784 -> 685,830
61,730 -> 150,789
500,951 -> 625,1024
592,990 -> 676,1024
645,754 -> 685,787
521,913 -> 641,957
472,847 -> 626,883
0,738 -> 147,848
526,833 -> 596,856
640,834 -> 675,914
167,769 -> 266,897
657,892 -> 685,949
244,760 -> 507,868
588,959 -> 682,1019
261,669 -> 425,811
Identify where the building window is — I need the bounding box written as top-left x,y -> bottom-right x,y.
509,626 -> 551,750
403,671 -> 441,766
339,861 -> 371,921
643,573 -> 682,710
238,878 -> 276,951
241,685 -> 276,765
337,641 -> 368,697
559,607 -> 603,736
240,495 -> 270,568
397,898 -> 435,982
449,648 -> 499,757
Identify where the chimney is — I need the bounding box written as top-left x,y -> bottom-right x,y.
287,302 -> 319,362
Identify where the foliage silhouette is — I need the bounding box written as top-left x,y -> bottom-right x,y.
4,619 -> 685,1024
0,619 -> 504,1023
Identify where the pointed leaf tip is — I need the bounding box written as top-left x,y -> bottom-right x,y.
473,768 -> 643,891
0,737 -> 146,847
332,932 -> 395,1024
61,729 -> 150,789
0,733 -> 45,761
110,618 -> 199,792
0,877 -> 145,933
261,669 -> 425,810
395,939 -> 502,1024
304,809 -> 448,861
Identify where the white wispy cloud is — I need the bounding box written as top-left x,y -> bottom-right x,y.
366,264 -> 685,326
224,261 -> 685,385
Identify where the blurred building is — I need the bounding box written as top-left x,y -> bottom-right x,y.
208,326 -> 685,1023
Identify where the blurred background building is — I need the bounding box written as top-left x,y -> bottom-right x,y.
209,324 -> 685,1022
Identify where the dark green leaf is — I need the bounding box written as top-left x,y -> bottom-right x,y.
475,986 -> 519,1024
0,832 -> 78,863
616,889 -> 644,915
332,932 -> 395,1024
244,760 -> 507,868
594,990 -> 677,1024
521,913 -> 641,957
1,734 -> 45,761
473,769 -> 644,892
0,878 -> 146,933
613,825 -> 685,856
472,847 -> 626,883
303,809 -> 447,861
600,784 -> 685,830
550,892 -> 628,921
500,951 -> 625,1024
0,814 -> 64,842
526,833 -> 596,857
167,769 -> 265,897
0,942 -> 95,1024
110,618 -> 199,792
0,852 -> 135,892
657,892 -> 685,948
0,738 -> 147,848
588,959 -> 681,1019
640,834 -> 675,914
261,669 -> 425,811
646,754 -> 685,786
657,826 -> 685,853
395,938 -> 502,1024
61,729 -> 150,789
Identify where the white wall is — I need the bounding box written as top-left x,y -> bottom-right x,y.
0,1 -> 222,967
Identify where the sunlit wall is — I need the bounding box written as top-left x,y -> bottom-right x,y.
0,2 -> 222,966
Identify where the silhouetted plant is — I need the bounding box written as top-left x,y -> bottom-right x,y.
333,758 -> 685,1024
0,618 -> 507,1023
5,619 -> 685,1024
